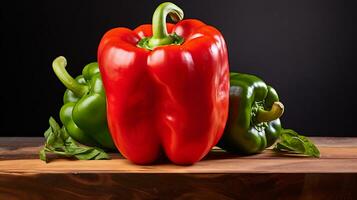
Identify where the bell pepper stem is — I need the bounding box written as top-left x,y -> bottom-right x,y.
52,56 -> 88,97
256,101 -> 284,123
147,2 -> 184,48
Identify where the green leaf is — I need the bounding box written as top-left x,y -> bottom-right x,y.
274,143 -> 294,152
44,127 -> 52,139
74,148 -> 101,160
92,148 -> 111,160
48,117 -> 60,128
46,117 -> 65,149
39,116 -> 110,163
61,127 -> 70,140
39,148 -> 47,162
274,129 -> 320,158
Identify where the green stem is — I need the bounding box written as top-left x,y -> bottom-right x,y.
138,2 -> 184,50
256,102 -> 285,123
52,56 -> 88,97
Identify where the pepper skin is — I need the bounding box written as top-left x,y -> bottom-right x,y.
217,72 -> 284,154
52,56 -> 115,150
98,2 -> 229,164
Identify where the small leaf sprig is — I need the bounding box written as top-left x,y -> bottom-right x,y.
273,129 -> 320,158
39,117 -> 110,163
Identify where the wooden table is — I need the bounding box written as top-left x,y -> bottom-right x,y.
0,137 -> 356,199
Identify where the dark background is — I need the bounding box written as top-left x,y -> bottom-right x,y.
1,0 -> 356,136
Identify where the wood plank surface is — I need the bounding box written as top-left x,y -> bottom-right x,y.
0,137 -> 357,199
1,137 -> 357,173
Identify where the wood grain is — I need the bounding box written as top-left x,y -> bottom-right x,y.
1,173 -> 356,200
1,137 -> 357,173
0,137 -> 357,199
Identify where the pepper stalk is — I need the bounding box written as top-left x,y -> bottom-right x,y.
256,101 -> 285,123
52,56 -> 89,97
138,2 -> 184,50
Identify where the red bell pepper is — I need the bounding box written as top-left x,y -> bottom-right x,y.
98,2 -> 229,165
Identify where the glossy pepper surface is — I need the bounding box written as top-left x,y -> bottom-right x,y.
98,2 -> 229,164
218,72 -> 284,154
52,56 -> 115,150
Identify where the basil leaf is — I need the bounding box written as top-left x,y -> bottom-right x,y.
274,129 -> 320,158
49,116 -> 61,130
44,127 -> 51,139
274,143 -> 295,152
39,148 -> 47,162
92,148 -> 111,160
60,126 -> 70,140
46,117 -> 65,149
39,116 -> 110,162
74,148 -> 102,160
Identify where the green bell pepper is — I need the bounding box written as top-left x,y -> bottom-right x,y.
218,72 -> 285,154
52,56 -> 115,150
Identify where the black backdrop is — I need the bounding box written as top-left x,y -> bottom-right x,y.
1,0 -> 356,136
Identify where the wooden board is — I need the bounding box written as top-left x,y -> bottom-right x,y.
1,137 -> 357,199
